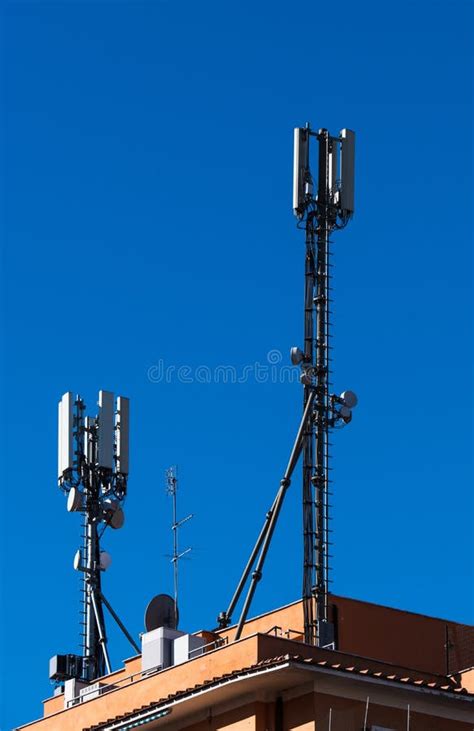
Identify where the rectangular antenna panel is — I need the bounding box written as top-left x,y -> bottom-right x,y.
58,399 -> 62,478
58,392 -> 74,477
293,127 -> 309,217
340,128 -> 355,214
329,139 -> 338,197
115,396 -> 129,475
84,417 -> 96,464
98,390 -> 114,469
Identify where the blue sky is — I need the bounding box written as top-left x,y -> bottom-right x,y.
1,0 -> 472,728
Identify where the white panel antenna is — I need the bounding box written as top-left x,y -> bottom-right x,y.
329,140 -> 338,200
58,399 -> 62,479
340,128 -> 355,215
58,392 -> 74,477
84,417 -> 95,464
98,390 -> 114,469
115,396 -> 129,475
293,127 -> 310,218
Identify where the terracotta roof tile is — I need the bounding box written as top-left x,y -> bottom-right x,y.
83,647 -> 471,731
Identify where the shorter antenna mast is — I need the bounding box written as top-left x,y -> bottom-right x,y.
165,466 -> 193,627
51,390 -> 138,686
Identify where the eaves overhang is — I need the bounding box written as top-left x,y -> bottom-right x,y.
88,657 -> 474,731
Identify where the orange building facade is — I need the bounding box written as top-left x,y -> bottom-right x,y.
17,595 -> 473,731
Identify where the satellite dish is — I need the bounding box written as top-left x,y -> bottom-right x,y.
102,498 -> 125,529
67,487 -> 83,513
340,390 -> 358,409
144,594 -> 178,632
100,550 -> 112,571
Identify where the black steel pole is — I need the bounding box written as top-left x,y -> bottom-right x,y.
100,592 -> 141,655
91,589 -> 112,675
219,492 -> 278,628
234,389 -> 316,641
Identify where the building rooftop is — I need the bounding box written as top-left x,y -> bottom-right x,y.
17,594 -> 474,731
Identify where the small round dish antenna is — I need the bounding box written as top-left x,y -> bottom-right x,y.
144,593 -> 178,632
100,550 -> 112,571
73,549 -> 82,571
102,498 -> 125,530
109,507 -> 124,530
340,390 -> 358,409
339,405 -> 352,423
67,487 -> 82,513
290,346 -> 304,366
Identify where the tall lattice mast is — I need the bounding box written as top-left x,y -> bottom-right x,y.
293,125 -> 356,646
217,124 -> 357,648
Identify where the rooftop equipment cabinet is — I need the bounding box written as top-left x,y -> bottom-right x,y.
141,627 -> 185,673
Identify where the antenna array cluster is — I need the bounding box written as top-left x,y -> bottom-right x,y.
293,126 -> 355,221
58,390 -> 129,491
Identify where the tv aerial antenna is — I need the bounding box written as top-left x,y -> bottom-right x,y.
52,390 -> 140,685
218,124 -> 357,648
165,466 -> 193,629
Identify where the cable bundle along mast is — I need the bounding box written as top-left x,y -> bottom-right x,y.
218,124 -> 357,648
51,390 -> 139,686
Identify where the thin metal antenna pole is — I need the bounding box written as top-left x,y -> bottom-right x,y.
166,467 -> 179,627
234,390 -> 316,640
100,592 -> 141,655
166,466 -> 192,628
172,479 -> 178,615
172,480 -> 178,626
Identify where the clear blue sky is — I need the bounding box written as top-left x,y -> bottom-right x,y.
1,0 -> 472,728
